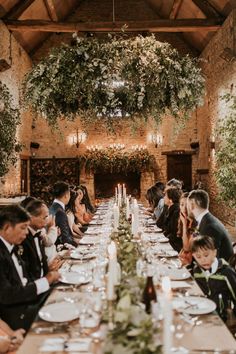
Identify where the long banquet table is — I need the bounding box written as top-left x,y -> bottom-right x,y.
17,201 -> 236,354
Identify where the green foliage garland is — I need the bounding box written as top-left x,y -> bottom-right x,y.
215,94 -> 236,207
23,34 -> 205,132
0,82 -> 21,177
105,210 -> 161,354
81,147 -> 156,174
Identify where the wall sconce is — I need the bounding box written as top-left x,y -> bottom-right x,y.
72,129 -> 87,148
151,133 -> 163,148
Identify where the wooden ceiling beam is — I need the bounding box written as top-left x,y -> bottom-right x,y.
169,0 -> 184,19
191,0 -> 223,18
43,0 -> 58,21
4,19 -> 223,33
2,0 -> 36,20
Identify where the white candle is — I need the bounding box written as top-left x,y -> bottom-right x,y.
123,185 -> 126,201
113,204 -> 119,231
132,199 -> 139,237
115,187 -> 118,203
107,242 -> 119,300
126,197 -> 130,220
161,276 -> 173,354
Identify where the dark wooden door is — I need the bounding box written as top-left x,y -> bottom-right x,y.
167,155 -> 192,191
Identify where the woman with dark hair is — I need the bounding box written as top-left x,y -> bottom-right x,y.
66,190 -> 83,238
178,192 -> 197,266
80,185 -> 96,214
163,187 -> 183,252
73,186 -> 93,225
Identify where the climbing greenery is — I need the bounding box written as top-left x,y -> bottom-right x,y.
0,82 -> 21,177
215,94 -> 236,207
80,147 -> 156,173
23,34 -> 205,133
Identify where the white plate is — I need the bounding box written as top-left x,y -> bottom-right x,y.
70,252 -> 97,260
167,268 -> 191,280
60,271 -> 91,285
79,236 -> 100,245
39,302 -> 81,322
172,296 -> 216,315
155,250 -> 178,258
157,237 -> 169,243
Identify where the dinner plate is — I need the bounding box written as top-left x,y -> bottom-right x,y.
172,296 -> 216,315
154,250 -> 178,257
167,268 -> 191,280
70,252 -> 97,260
157,237 -> 169,243
39,302 -> 81,322
79,236 -> 100,245
60,271 -> 91,285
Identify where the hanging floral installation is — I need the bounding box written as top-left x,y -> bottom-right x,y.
80,146 -> 156,174
23,34 -> 205,132
0,81 -> 21,177
215,94 -> 236,207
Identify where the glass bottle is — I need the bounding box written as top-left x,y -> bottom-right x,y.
142,263 -> 157,313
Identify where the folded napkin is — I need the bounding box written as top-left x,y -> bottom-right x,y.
39,337 -> 92,352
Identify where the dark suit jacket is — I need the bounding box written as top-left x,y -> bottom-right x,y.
163,203 -> 183,252
0,239 -> 44,330
49,202 -> 77,247
198,212 -> 233,261
21,229 -> 48,281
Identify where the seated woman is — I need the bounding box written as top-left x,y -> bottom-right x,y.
74,186 -> 93,224
178,192 -> 197,266
66,190 -> 84,239
145,186 -> 161,216
80,185 -> 96,215
163,187 -> 183,252
0,319 -> 25,353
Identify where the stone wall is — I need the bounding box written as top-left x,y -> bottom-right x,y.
0,21 -> 33,196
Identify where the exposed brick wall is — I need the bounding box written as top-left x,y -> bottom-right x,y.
0,21 -> 33,196
197,10 -> 236,225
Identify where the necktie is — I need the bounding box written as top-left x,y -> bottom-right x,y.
34,231 -> 42,240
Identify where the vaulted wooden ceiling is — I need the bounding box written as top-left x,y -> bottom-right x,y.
0,0 -> 235,60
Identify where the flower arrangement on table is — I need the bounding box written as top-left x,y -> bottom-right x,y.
22,34 -> 205,133
80,146 -> 156,174
0,81 -> 21,177
104,211 -> 161,354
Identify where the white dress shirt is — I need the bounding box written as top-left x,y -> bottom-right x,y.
53,199 -> 65,210
0,236 -> 49,295
196,209 -> 209,229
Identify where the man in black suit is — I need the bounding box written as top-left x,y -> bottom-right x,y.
187,190 -> 233,261
0,205 -> 59,330
21,199 -> 52,281
49,181 -> 78,247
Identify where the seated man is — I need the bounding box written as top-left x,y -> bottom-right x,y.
49,181 -> 78,247
0,205 -> 59,331
22,199 -> 62,281
187,189 -> 233,261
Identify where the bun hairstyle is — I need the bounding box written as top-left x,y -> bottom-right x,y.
51,181 -> 70,198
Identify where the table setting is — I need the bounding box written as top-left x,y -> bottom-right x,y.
16,198 -> 236,354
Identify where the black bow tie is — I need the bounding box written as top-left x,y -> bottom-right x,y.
33,231 -> 42,239
11,245 -> 20,256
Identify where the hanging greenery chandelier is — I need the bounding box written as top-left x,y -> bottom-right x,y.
23,34 -> 205,132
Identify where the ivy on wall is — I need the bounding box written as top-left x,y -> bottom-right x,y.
0,81 -> 21,177
80,147 -> 156,174
215,94 -> 236,207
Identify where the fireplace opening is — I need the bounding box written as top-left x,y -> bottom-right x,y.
94,172 -> 141,198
